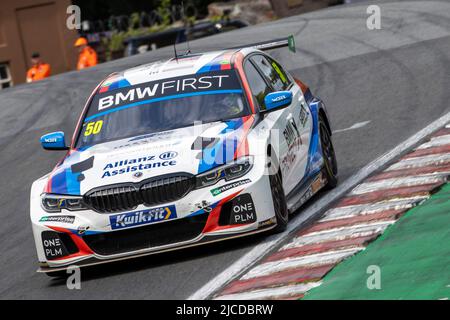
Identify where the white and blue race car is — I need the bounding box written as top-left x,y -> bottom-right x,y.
30,36 -> 338,275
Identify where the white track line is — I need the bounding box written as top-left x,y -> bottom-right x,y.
386,154 -> 450,171
350,175 -> 446,195
241,247 -> 363,280
417,135 -> 450,149
281,221 -> 395,250
333,121 -> 371,134
320,197 -> 425,222
188,113 -> 450,300
214,282 -> 322,300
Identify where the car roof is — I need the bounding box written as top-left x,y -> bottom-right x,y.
99,48 -> 266,93
98,48 -> 261,91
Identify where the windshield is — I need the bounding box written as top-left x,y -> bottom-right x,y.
75,69 -> 249,148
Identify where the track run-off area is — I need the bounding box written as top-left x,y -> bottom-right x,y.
211,123 -> 450,299
0,0 -> 449,299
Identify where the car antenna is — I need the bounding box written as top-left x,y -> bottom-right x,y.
173,42 -> 179,63
182,1 -> 191,55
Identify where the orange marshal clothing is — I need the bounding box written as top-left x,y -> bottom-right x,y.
26,63 -> 51,82
77,46 -> 98,70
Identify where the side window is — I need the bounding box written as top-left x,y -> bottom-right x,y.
270,58 -> 291,88
244,61 -> 272,111
250,55 -> 290,91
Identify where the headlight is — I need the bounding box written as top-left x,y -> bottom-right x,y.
41,194 -> 87,213
196,156 -> 253,188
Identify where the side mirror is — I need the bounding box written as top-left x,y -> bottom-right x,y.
264,91 -> 293,112
40,132 -> 69,151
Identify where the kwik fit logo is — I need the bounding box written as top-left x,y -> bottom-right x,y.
109,205 -> 177,230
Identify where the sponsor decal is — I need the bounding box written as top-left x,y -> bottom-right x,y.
281,117 -> 304,174
133,171 -> 143,178
297,173 -> 326,208
128,131 -> 172,142
311,172 -> 326,193
88,69 -> 241,114
210,179 -> 251,196
298,186 -> 314,208
159,151 -> 178,160
299,104 -> 309,127
194,200 -> 213,213
258,217 -> 277,228
113,132 -> 174,150
271,61 -> 288,84
271,94 -> 287,103
283,118 -> 301,149
102,152 -> 178,178
39,215 -> 75,224
109,205 -> 177,230
77,225 -> 90,235
41,231 -> 69,260
229,193 -> 257,225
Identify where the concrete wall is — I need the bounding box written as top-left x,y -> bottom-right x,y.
0,0 -> 78,85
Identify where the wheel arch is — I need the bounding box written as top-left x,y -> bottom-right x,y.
317,102 -> 332,136
266,143 -> 282,181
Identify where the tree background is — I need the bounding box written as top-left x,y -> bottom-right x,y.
72,0 -> 221,21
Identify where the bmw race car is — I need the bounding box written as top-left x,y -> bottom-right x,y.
31,36 -> 338,275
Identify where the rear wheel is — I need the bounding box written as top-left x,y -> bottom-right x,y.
269,170 -> 289,233
319,115 -> 338,189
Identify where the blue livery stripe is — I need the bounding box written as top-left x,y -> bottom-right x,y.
65,169 -> 81,195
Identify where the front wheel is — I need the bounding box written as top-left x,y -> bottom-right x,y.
269,171 -> 289,233
319,115 -> 338,189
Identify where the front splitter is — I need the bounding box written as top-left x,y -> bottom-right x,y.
38,224 -> 277,274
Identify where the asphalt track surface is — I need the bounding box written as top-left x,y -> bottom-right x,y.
0,0 -> 449,299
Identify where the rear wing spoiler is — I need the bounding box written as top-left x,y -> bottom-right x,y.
227,35 -> 296,53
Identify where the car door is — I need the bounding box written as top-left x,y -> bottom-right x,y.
243,57 -> 290,190
249,54 -> 312,194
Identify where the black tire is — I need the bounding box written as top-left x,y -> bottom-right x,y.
269,170 -> 289,233
319,115 -> 338,189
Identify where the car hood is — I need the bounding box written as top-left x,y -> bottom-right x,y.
44,116 -> 254,196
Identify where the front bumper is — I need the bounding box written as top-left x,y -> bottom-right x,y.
37,223 -> 276,273
31,170 -> 277,273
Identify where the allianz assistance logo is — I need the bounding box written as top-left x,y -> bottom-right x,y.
110,205 -> 177,230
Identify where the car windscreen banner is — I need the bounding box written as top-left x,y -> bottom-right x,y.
85,69 -> 243,121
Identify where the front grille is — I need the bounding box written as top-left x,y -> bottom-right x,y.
141,175 -> 193,206
83,213 -> 208,255
84,173 -> 195,213
84,185 -> 140,213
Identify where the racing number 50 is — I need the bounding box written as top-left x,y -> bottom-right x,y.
84,120 -> 103,137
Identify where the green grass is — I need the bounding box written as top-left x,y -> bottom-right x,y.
303,184 -> 450,300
